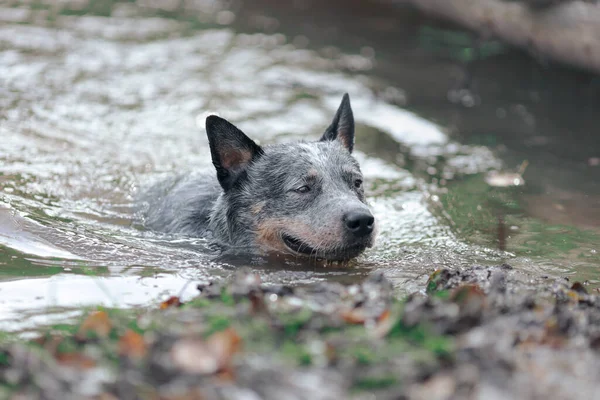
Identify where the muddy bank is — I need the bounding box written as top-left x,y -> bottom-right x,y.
2,264 -> 600,399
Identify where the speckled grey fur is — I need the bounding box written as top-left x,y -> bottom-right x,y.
140,94 -> 376,260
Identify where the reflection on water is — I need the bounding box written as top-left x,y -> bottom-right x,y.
0,273 -> 201,335
0,0 -> 598,333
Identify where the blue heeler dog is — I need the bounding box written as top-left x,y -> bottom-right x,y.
142,94 -> 376,261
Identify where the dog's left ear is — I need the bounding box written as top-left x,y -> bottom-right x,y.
320,93 -> 355,153
205,116 -> 263,191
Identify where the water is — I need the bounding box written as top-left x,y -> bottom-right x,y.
0,0 -> 598,334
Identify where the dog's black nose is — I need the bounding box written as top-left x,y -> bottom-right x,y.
344,211 -> 374,237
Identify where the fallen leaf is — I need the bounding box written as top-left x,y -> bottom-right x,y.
451,284 -> 485,304
56,352 -> 96,369
118,329 -> 147,359
160,296 -> 183,309
171,328 -> 241,375
371,309 -> 397,339
78,311 -> 112,338
207,328 -> 242,369
340,308 -> 366,324
451,284 -> 486,319
172,339 -> 219,374
216,368 -> 235,382
379,308 -> 391,321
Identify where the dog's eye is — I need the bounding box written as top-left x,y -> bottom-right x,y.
354,179 -> 363,189
294,185 -> 311,194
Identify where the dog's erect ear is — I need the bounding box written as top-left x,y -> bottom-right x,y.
205,116 -> 263,191
320,93 -> 355,153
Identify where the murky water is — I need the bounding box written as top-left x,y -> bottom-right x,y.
1,0 -> 599,334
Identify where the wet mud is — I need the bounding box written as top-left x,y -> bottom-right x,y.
2,264 -> 600,399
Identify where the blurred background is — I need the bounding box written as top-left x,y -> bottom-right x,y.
0,0 -> 599,334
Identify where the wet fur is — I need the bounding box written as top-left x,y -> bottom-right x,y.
140,94 -> 376,260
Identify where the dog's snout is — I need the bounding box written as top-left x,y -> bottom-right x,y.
343,211 -> 374,237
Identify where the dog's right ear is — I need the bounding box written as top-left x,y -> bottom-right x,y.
205,116 -> 263,191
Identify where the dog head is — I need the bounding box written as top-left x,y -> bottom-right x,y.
205,94 -> 376,261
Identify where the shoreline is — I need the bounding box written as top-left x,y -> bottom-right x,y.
2,264 -> 599,399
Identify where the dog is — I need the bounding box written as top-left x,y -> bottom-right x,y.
141,94 -> 376,261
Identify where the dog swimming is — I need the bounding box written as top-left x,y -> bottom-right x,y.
141,94 -> 376,261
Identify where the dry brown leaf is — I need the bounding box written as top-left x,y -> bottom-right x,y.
340,308 -> 366,324
118,329 -> 147,359
451,284 -> 485,301
378,309 -> 391,324
78,311 -> 112,338
160,296 -> 183,309
207,328 -> 241,368
451,284 -> 486,309
56,352 -> 96,369
171,328 -> 241,375
171,338 -> 219,374
371,308 -> 396,339
216,368 -> 236,382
